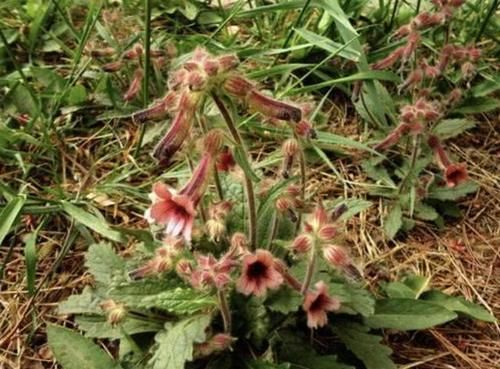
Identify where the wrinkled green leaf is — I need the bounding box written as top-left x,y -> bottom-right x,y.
76,315 -> 163,339
47,325 -> 121,369
85,243 -> 127,285
454,96 -> 499,114
364,298 -> 457,330
58,286 -> 102,315
329,282 -> 375,317
109,279 -> 216,314
149,315 -> 211,369
333,322 -> 396,369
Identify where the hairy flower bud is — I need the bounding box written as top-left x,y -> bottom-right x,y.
218,54 -> 239,71
89,47 -> 116,58
323,245 -> 350,267
100,300 -> 127,326
123,68 -> 144,101
187,71 -> 207,91
295,120 -> 316,138
291,234 -> 313,254
123,43 -> 143,59
230,232 -> 248,253
206,219 -> 226,242
281,138 -> 299,178
223,75 -> 254,98
203,58 -> 219,76
318,224 -> 337,242
176,259 -> 193,279
101,60 -> 123,72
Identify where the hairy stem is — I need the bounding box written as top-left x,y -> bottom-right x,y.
211,92 -> 257,250
217,289 -> 232,333
301,245 -> 317,294
295,137 -> 307,234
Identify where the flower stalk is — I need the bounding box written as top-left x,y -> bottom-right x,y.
211,92 -> 257,250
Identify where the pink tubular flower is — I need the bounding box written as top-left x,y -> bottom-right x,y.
373,123 -> 411,151
223,75 -> 254,98
153,91 -> 200,165
302,281 -> 340,329
123,68 -> 144,101
146,130 -> 224,241
428,135 -> 468,188
247,89 -> 302,123
372,47 -> 404,70
236,249 -> 284,297
444,163 -> 468,188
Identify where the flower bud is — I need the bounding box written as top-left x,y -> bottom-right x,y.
323,245 -> 349,267
176,259 -> 193,278
187,71 -> 207,91
223,75 -> 254,98
291,234 -> 313,254
101,61 -> 123,72
89,47 -> 116,58
123,68 -> 144,101
281,138 -> 299,178
203,58 -> 219,76
230,232 -> 248,253
123,43 -> 143,59
461,61 -> 475,80
100,299 -> 127,326
168,69 -> 188,90
206,219 -> 226,242
295,120 -> 316,138
216,148 -> 236,172
218,54 -> 239,71
318,224 -> 337,242
204,129 -> 224,156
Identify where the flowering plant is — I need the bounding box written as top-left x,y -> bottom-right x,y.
358,0 -> 487,238
49,46 -> 495,369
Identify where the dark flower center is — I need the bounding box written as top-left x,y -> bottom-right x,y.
309,294 -> 328,312
247,261 -> 267,279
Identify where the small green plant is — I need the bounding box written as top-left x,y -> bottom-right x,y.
49,46 -> 495,369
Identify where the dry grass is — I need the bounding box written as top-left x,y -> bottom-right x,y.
0,107 -> 498,369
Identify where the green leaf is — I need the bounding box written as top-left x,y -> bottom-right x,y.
247,361 -> 290,369
58,286 -> 102,315
76,315 -> 163,339
47,325 -> 121,369
149,315 -> 211,369
328,282 -> 375,317
109,279 -> 216,314
453,96 -> 500,114
66,84 -> 88,105
364,298 -> 457,330
431,119 -> 476,140
293,28 -> 360,61
333,322 -> 396,369
428,181 -> 478,201
384,203 -> 402,239
85,243 -> 127,285
384,275 -> 430,299
61,201 -> 126,242
414,203 -> 439,221
266,286 -> 302,314
24,230 -> 38,296
422,290 -> 496,323
334,198 -> 373,222
0,195 -> 26,246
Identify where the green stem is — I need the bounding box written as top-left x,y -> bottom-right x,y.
134,0 -> 152,156
217,290 -> 232,333
301,245 -> 317,294
398,135 -> 420,194
211,93 -> 257,250
388,0 -> 400,31
295,138 -> 307,234
282,0 -> 313,48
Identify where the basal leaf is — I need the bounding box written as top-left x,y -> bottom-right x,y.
85,243 -> 127,285
149,315 -> 211,369
333,322 -> 396,369
414,203 -> 439,221
453,96 -> 499,114
293,28 -> 360,61
47,325 -> 121,369
431,119 -> 476,140
384,203 -> 402,239
422,290 -> 496,323
364,298 -> 457,330
428,181 -> 479,201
